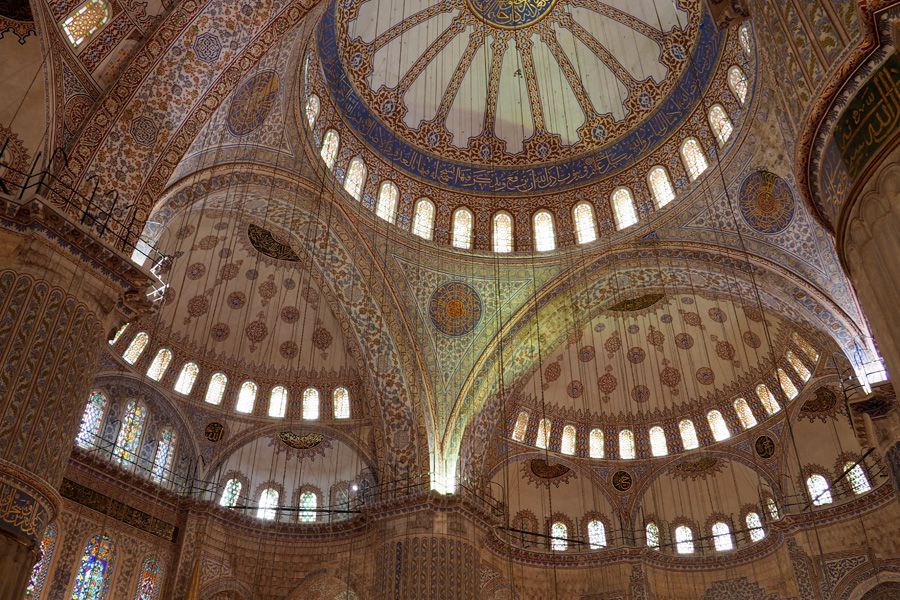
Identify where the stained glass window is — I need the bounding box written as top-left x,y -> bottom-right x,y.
512,411 -> 529,442
76,390 -> 107,449
321,130 -> 339,168
146,349 -> 171,381
766,497 -> 780,520
220,478 -> 241,507
740,22 -> 752,54
533,210 -> 555,251
113,400 -> 147,466
269,385 -> 288,418
756,383 -> 780,415
675,525 -> 694,554
646,522 -> 660,549
258,488 -> 279,520
71,534 -> 115,600
648,166 -> 676,208
299,490 -> 317,523
205,373 -> 227,405
734,398 -> 757,429
728,66 -> 748,105
413,199 -> 434,240
493,212 -> 513,253
786,350 -> 812,382
535,418 -> 551,449
619,429 -> 635,459
452,208 -> 473,249
778,368 -> 799,400
573,201 -> 597,244
344,158 -> 366,200
173,363 -> 198,395
25,524 -> 55,599
746,512 -> 765,542
303,388 -> 319,420
679,419 -> 699,450
62,0 -> 109,47
649,426 -> 668,456
589,428 -> 604,458
109,323 -> 128,346
134,555 -> 161,600
708,105 -> 734,145
123,332 -> 149,364
551,522 -> 567,551
807,474 -> 832,506
306,95 -> 320,127
712,522 -> 733,551
236,381 -> 257,413
707,410 -> 731,441
334,387 -> 350,419
376,182 -> 399,222
791,332 -> 820,362
845,462 -> 871,494
560,425 -> 576,455
587,520 -> 606,549
151,428 -> 176,484
681,138 -> 709,180
612,187 -> 638,230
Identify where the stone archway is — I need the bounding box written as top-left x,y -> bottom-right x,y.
860,582 -> 900,600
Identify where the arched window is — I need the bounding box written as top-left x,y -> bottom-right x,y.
452,208 -> 473,249
493,212 -> 513,253
321,130 -> 339,168
376,181 -> 399,222
25,524 -> 56,599
766,497 -> 780,520
845,462 -> 871,494
333,387 -> 350,419
739,22 -> 752,54
257,488 -> 279,520
62,0 -> 109,48
512,411 -> 529,442
560,425 -> 576,455
533,210 -> 555,251
412,199 -> 434,240
681,138 -> 709,180
612,187 -> 638,230
756,383 -> 780,415
109,323 -> 129,346
778,368 -> 799,399
675,525 -> 694,554
123,332 -> 149,364
146,349 -> 172,381
707,410 -> 731,441
589,428 -> 604,458
71,534 -> 115,600
807,474 -> 833,506
708,105 -> 734,145
587,520 -> 606,549
299,490 -> 318,523
679,419 -> 699,450
648,166 -> 676,208
646,522 -> 660,549
344,158 -> 366,200
174,363 -> 199,394
535,418 -> 551,449
550,522 -> 567,551
151,428 -> 176,484
712,522 -> 734,551
113,400 -> 147,466
733,398 -> 757,429
205,372 -> 227,405
236,381 -> 257,413
728,66 -> 748,105
649,426 -> 668,456
269,385 -> 288,418
791,332 -> 820,362
786,350 -> 812,382
573,202 -> 597,244
619,429 -> 635,459
305,95 -> 320,127
220,479 -> 241,507
303,388 -> 319,420
76,390 -> 107,449
134,554 -> 162,600
746,512 -> 765,542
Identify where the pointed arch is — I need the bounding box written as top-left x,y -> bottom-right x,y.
151,428 -> 176,484
62,0 -> 110,48
619,429 -> 635,459
589,428 -> 604,458
71,534 -> 116,600
25,524 -> 56,599
134,554 -> 163,600
113,400 -> 148,466
560,425 -> 576,455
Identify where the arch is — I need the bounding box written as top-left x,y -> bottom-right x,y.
648,166 -> 675,208
733,398 -> 757,429
321,130 -> 339,168
76,390 -> 107,449
786,350 -> 812,381
109,323 -> 129,346
236,381 -> 257,414
535,418 -> 551,449
333,387 -> 350,419
711,521 -> 733,551
533,210 -> 555,251
412,199 -> 434,240
739,22 -> 752,54
205,372 -> 227,405
62,0 -> 110,48
649,426 -> 668,456
675,525 -> 694,554
493,212 -> 514,253
845,462 -> 872,494
708,104 -> 734,145
645,522 -> 660,549
452,207 -> 473,249
756,383 -> 781,415
619,429 -> 635,459
560,424 -> 576,455
123,332 -> 149,364
146,349 -> 172,381
220,478 -> 243,508
511,411 -> 529,442
550,521 -> 568,551
71,534 -> 116,599
573,201 -> 597,244
707,410 -> 731,441
257,487 -> 280,520
298,488 -> 319,523
303,388 -> 320,420
174,363 -> 199,394
807,473 -> 833,505
344,158 -> 366,200
376,181 -> 399,222
305,95 -> 320,127
766,496 -> 780,520
611,187 -> 638,230
792,331 -> 820,362
589,428 -> 604,458
728,66 -> 748,105
269,385 -> 288,418
113,400 -> 148,466
681,138 -> 708,180
679,419 -> 699,450
134,554 -> 163,600
778,367 -> 799,399
745,511 -> 765,542
587,519 -> 607,549
151,427 -> 176,484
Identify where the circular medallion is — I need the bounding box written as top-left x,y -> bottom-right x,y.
755,435 -> 776,459
204,422 -> 226,443
739,171 -> 795,234
467,0 -> 557,29
611,470 -> 633,492
226,71 -> 280,135
429,282 -> 482,336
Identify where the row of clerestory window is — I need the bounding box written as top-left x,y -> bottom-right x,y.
218,479 -> 355,523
